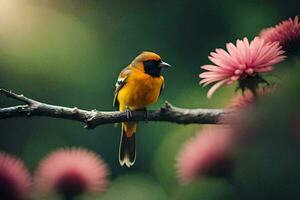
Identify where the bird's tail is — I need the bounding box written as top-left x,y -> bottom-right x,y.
119,122 -> 136,167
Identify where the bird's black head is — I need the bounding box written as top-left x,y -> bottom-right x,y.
143,59 -> 171,77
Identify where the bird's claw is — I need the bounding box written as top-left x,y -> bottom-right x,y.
125,108 -> 133,120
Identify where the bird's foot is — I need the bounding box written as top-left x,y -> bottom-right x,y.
125,108 -> 133,120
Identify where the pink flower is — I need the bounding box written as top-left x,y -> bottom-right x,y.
176,127 -> 234,185
229,85 -> 276,108
199,37 -> 285,98
260,16 -> 300,55
34,147 -> 109,198
0,152 -> 31,200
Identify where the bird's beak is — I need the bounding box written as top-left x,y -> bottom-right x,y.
159,61 -> 171,68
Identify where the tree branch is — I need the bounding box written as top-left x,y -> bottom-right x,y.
0,89 -> 228,129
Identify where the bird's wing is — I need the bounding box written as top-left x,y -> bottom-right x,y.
159,76 -> 165,96
113,66 -> 131,108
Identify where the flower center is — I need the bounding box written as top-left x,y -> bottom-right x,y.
232,66 -> 254,82
55,170 -> 87,198
0,172 -> 23,200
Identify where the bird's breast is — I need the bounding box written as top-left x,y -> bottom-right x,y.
118,72 -> 163,109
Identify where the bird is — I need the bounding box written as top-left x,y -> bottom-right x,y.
113,51 -> 171,167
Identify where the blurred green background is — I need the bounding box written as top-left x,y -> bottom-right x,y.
0,0 -> 299,199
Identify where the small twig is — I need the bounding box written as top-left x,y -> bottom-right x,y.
0,89 -> 228,129
0,89 -> 36,105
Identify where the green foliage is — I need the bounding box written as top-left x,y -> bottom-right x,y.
173,178 -> 237,200
152,125 -> 199,192
99,173 -> 168,200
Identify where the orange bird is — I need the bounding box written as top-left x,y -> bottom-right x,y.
113,51 -> 171,167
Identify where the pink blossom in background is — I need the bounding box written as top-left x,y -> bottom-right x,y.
176,126 -> 235,185
229,85 -> 276,108
0,152 -> 31,200
260,16 -> 300,55
34,147 -> 109,198
199,37 -> 285,98
229,90 -> 255,109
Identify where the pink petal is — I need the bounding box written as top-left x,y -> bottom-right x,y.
207,79 -> 227,98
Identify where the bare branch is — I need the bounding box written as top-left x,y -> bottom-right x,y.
0,89 -> 228,129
